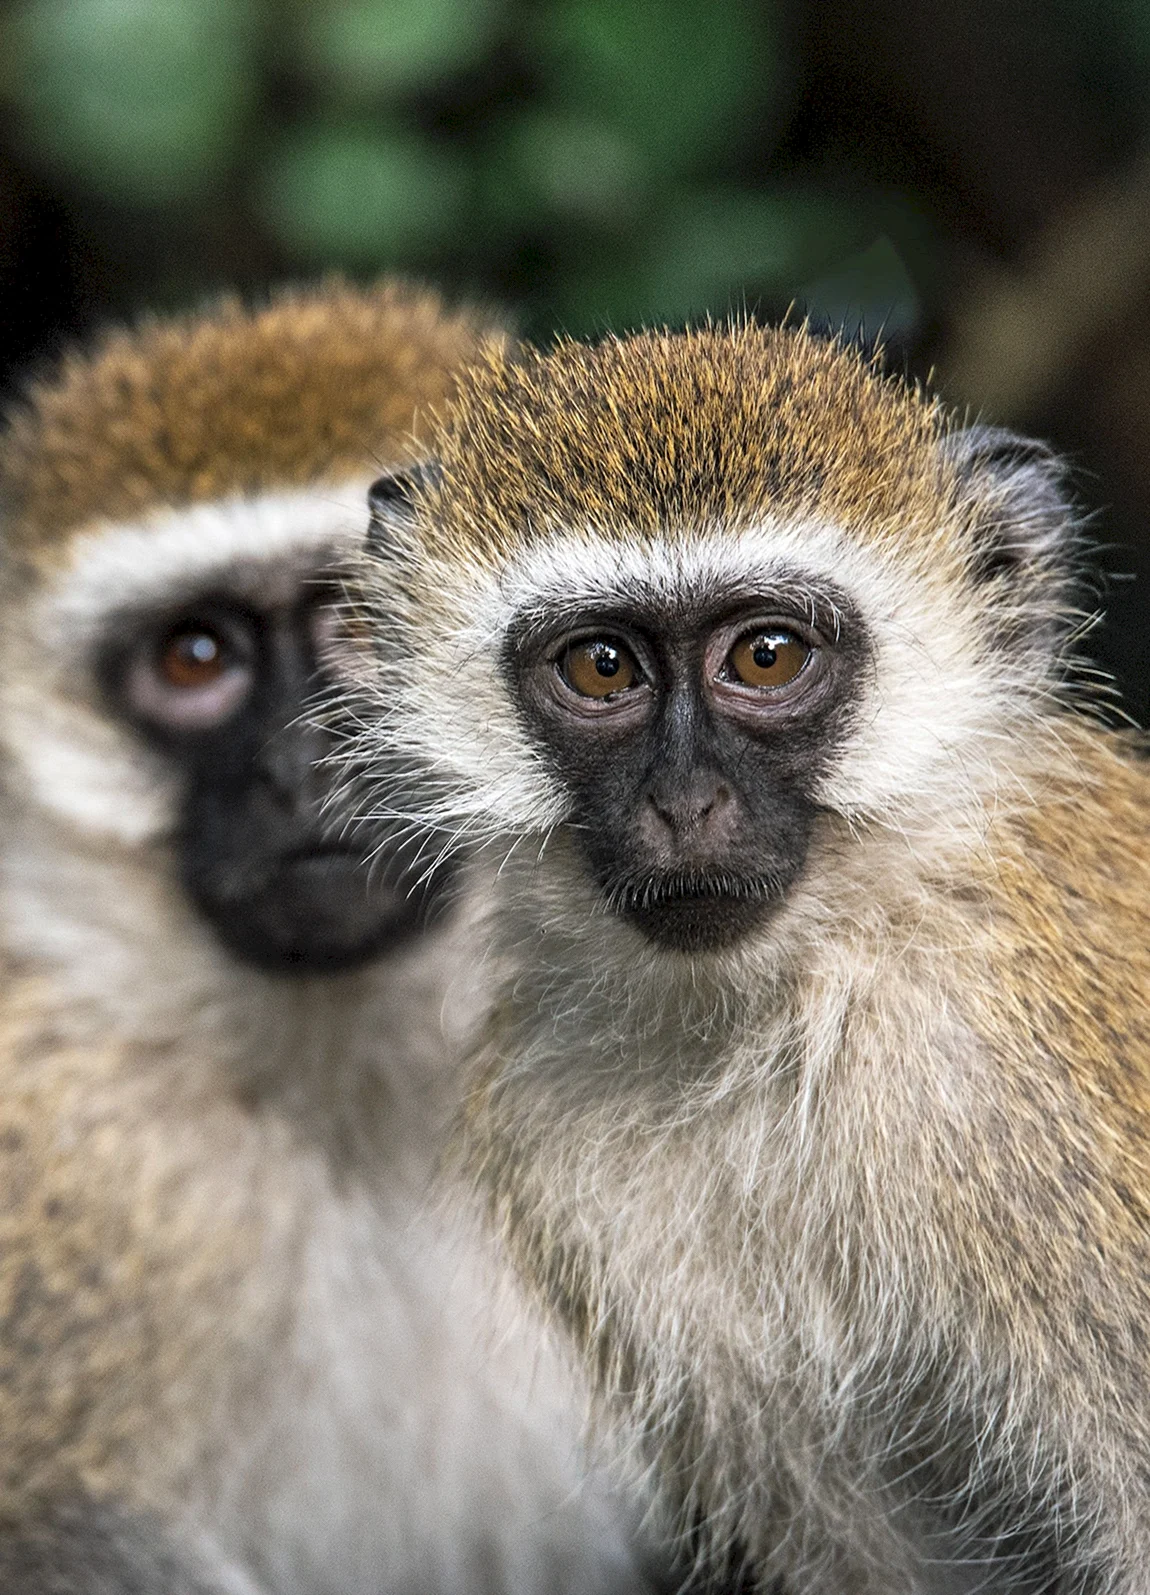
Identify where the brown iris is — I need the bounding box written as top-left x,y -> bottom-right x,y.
727,629 -> 810,689
561,638 -> 639,699
159,627 -> 228,689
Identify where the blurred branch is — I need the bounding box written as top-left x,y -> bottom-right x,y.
940,145 -> 1150,422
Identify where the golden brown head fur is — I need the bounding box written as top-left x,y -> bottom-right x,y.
3,277 -> 501,568
419,324 -> 947,561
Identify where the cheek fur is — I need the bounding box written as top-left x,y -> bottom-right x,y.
815,577 -> 1041,825
1,683 -> 177,846
364,624 -> 569,842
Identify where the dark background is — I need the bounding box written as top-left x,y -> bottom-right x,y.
2,0 -> 1149,718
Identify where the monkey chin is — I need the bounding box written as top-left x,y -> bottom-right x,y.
616,877 -> 781,955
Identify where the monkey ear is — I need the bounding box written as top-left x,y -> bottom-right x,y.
945,426 -> 1075,585
365,460 -> 441,558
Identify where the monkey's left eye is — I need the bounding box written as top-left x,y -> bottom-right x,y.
123,615 -> 256,732
159,627 -> 228,689
724,629 -> 811,690
559,638 -> 642,699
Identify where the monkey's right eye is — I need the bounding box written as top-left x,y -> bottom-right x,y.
559,639 -> 642,699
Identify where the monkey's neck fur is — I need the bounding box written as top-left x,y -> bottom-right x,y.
0,817 -> 636,1595
3,806 -> 463,1164
466,717 -> 1150,1595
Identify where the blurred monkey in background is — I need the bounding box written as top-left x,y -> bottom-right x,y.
0,283 -> 667,1595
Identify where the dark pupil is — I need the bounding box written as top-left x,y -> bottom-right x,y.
752,640 -> 777,668
593,645 -> 620,677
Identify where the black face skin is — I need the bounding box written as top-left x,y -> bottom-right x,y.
509,581 -> 868,954
100,562 -> 456,975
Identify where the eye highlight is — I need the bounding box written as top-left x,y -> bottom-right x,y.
726,629 -> 811,690
559,638 -> 641,699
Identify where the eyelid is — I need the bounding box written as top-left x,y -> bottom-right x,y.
545,621 -> 645,657
548,623 -> 653,674
709,613 -> 821,658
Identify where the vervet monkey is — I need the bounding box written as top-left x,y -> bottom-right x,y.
0,284 -> 667,1595
354,323 -> 1150,1594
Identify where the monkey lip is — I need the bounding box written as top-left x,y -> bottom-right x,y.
614,873 -> 777,911
191,838 -> 457,975
276,841 -> 366,872
609,873 -> 781,953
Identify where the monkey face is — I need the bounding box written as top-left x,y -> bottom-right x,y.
0,487 -> 459,979
94,548 -> 454,975
356,327 -> 1081,969
507,586 -> 868,953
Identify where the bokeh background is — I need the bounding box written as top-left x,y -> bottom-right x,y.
2,0 -> 1149,716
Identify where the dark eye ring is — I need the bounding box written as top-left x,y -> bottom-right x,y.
122,615 -> 256,731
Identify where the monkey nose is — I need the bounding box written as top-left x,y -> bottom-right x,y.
643,776 -> 737,852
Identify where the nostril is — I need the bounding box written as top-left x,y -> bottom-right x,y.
705,783 -> 732,819
648,793 -> 674,827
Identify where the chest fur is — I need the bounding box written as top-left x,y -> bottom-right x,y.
476,948 -> 1084,1593
200,1156 -> 625,1595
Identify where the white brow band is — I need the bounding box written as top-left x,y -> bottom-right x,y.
484,518 -> 877,637
47,479 -> 376,644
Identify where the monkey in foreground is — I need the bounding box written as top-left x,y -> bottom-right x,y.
0,283 -> 666,1594
353,322 -> 1150,1594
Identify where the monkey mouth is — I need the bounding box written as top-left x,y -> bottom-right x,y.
187,838 -> 458,975
606,871 -> 782,953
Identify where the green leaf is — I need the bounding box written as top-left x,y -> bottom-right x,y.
542,0 -> 786,170
297,0 -> 501,98
258,124 -> 471,265
483,111 -> 648,230
4,0 -> 254,205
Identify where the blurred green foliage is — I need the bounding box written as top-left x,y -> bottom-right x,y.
260,123 -> 471,262
3,0 -> 257,204
539,0 -> 782,170
298,0 -> 500,96
0,0 -> 925,338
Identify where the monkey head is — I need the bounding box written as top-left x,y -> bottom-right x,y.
356,325 -> 1081,959
0,281 -> 501,973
